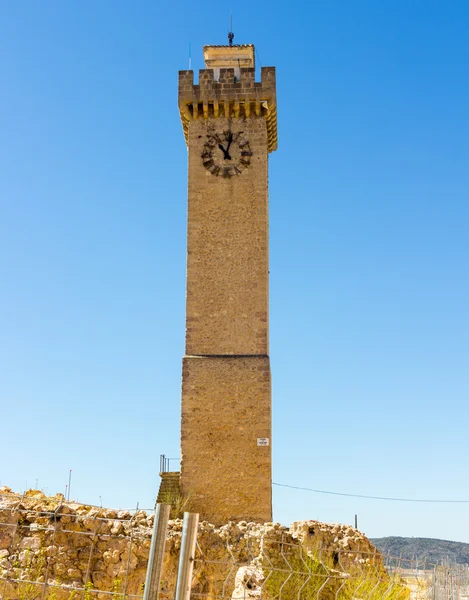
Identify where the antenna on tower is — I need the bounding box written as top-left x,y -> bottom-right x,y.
228,13 -> 234,46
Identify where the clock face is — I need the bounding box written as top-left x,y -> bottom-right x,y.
201,131 -> 252,177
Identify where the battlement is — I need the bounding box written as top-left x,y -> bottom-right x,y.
178,66 -> 277,153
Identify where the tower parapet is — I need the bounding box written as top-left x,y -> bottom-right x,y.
178,64 -> 277,153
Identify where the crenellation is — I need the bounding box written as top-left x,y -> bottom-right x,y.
178,69 -> 194,86
198,68 -> 215,91
260,66 -> 276,86
178,64 -> 275,93
218,67 -> 235,84
178,63 -> 277,152
178,68 -> 275,99
239,67 -> 255,85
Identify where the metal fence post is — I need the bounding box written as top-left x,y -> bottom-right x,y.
143,503 -> 171,600
174,512 -> 199,600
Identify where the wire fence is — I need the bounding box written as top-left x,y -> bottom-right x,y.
1,491 -> 469,599
190,530 -> 408,599
385,561 -> 469,600
0,492 -> 153,600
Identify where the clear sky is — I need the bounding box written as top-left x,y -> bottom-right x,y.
1,1 -> 468,543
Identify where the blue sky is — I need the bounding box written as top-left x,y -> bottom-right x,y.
1,1 -> 468,542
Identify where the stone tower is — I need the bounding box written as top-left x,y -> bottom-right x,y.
178,43 -> 277,523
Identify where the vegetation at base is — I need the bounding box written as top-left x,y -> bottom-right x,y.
168,489 -> 191,519
372,537 -> 469,566
13,580 -> 125,600
262,550 -> 410,599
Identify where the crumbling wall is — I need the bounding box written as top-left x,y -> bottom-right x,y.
0,487 -> 400,600
0,488 -> 160,599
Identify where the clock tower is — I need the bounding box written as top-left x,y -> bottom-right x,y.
178,43 -> 277,523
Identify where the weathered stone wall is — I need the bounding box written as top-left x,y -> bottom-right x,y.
0,488 -> 402,600
181,355 -> 271,523
184,116 -> 269,357
180,93 -> 273,523
0,489 -> 158,599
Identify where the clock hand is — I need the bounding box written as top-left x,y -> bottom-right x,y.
224,133 -> 233,160
218,142 -> 232,161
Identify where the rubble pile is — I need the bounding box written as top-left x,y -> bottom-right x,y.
0,487 -> 391,599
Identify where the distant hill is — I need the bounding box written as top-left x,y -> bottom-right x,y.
371,537 -> 469,566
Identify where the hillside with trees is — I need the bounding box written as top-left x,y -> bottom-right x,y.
372,537 -> 469,566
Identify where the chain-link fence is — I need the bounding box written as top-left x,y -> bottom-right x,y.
1,491 -> 468,599
0,492 -> 153,600
384,562 -> 469,600
189,526 -> 409,599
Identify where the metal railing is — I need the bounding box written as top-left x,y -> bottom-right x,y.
159,453 -> 180,473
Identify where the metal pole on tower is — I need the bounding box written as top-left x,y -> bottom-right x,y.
228,13 -> 234,46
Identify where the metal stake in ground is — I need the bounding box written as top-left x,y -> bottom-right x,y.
143,503 -> 171,600
174,512 -> 199,600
